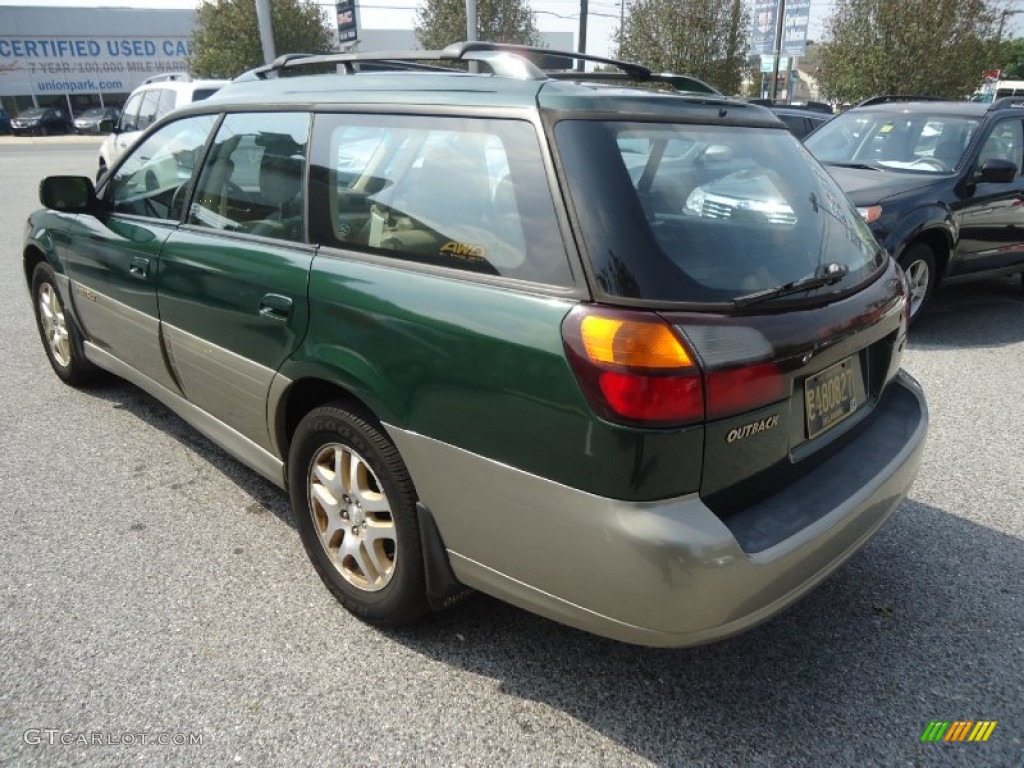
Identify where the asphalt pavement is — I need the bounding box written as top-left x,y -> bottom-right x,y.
1,139 -> 1022,767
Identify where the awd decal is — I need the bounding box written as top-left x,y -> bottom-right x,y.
440,241 -> 486,262
920,721 -> 997,743
726,414 -> 779,443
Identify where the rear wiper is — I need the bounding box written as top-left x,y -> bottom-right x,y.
733,263 -> 849,308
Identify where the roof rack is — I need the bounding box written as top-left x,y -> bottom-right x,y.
986,97 -> 1024,112
234,40 -> 658,83
855,94 -> 952,107
142,72 -> 191,85
546,69 -> 721,95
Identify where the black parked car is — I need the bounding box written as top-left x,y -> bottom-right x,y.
749,99 -> 833,139
0,108 -> 11,135
805,98 -> 1024,320
73,106 -> 120,135
10,107 -> 70,136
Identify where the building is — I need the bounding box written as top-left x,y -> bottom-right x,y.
0,6 -> 194,116
1,5 -> 576,119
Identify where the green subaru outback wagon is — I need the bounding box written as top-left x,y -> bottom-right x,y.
23,43 -> 927,647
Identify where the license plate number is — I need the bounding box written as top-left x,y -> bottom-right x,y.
804,355 -> 866,439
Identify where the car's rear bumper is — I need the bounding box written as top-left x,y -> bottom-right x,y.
387,370 -> 927,647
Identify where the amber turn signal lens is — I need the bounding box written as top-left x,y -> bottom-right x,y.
857,205 -> 883,224
579,315 -> 695,369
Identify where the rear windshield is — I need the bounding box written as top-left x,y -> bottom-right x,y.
555,120 -> 885,304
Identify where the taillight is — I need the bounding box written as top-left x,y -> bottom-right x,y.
562,306 -> 704,426
705,362 -> 784,420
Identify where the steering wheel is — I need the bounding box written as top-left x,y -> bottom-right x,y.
911,157 -> 947,170
169,183 -> 189,220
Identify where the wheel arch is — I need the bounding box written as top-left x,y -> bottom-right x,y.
906,227 -> 953,282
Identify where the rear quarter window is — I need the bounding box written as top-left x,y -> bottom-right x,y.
308,113 -> 572,285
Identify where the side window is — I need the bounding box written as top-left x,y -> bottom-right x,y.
136,91 -> 160,132
188,112 -> 310,243
978,119 -> 1024,173
108,114 -> 218,220
309,113 -> 572,285
156,88 -> 177,120
118,93 -> 143,132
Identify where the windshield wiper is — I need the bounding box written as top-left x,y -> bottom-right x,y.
824,161 -> 880,170
733,263 -> 849,308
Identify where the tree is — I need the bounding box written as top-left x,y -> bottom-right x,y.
189,0 -> 334,79
616,0 -> 749,95
997,37 -> 1024,78
817,0 -> 999,103
415,0 -> 542,51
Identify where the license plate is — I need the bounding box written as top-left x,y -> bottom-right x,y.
804,355 -> 867,439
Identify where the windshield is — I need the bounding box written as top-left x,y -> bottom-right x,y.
805,111 -> 981,173
19,108 -> 46,118
79,108 -> 108,118
555,121 -> 885,304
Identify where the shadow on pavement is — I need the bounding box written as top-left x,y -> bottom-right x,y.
384,499 -> 1023,766
911,274 -> 1024,349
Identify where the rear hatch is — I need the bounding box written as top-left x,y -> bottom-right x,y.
553,113 -> 910,513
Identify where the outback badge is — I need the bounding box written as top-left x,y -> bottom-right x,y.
726,414 -> 779,443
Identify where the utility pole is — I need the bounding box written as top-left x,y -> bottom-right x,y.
255,0 -> 276,64
577,0 -> 588,71
466,0 -> 477,72
770,0 -> 786,101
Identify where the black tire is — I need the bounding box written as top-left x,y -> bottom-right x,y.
288,403 -> 429,627
30,262 -> 100,386
897,243 -> 937,324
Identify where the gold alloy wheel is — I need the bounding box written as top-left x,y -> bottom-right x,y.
38,282 -> 71,368
307,443 -> 397,592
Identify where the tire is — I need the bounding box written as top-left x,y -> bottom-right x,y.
288,403 -> 429,627
30,263 -> 100,386
897,243 -> 937,324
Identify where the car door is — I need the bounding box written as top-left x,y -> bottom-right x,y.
111,91 -> 145,162
157,111 -> 314,452
66,113 -> 218,392
953,117 -> 1024,275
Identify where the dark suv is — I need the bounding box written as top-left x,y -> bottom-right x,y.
805,98 -> 1024,320
23,43 -> 927,647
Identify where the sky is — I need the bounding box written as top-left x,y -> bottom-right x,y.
2,0 -> 1020,61
0,0 -> 834,60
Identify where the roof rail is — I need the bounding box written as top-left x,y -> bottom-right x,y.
233,40 -> 656,83
986,97 -> 1024,112
546,69 -> 721,95
142,72 -> 191,85
855,94 -> 952,107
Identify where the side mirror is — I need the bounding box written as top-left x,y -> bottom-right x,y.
976,158 -> 1017,184
39,176 -> 99,213
100,118 -> 117,133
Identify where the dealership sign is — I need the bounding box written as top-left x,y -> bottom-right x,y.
750,0 -> 810,57
336,0 -> 359,45
0,36 -> 193,96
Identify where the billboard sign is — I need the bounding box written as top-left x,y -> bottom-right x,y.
750,0 -> 810,57
336,0 -> 359,45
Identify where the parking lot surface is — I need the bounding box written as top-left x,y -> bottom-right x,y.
1,140 -> 1022,767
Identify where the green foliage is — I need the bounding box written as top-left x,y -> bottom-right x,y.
997,37 -> 1024,78
189,0 -> 333,79
817,0 -> 999,103
616,0 -> 749,95
415,0 -> 542,50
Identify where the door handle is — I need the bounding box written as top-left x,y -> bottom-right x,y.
128,256 -> 149,279
259,293 -> 293,320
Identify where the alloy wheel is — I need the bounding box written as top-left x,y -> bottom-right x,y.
905,258 -> 930,318
38,282 -> 71,367
307,443 -> 397,592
